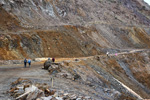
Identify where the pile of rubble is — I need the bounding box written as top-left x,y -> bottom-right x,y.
45,61 -> 81,81
8,78 -> 92,100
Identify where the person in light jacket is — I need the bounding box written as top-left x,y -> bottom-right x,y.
28,59 -> 31,67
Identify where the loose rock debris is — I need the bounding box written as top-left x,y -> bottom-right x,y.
48,63 -> 81,81
8,78 -> 92,100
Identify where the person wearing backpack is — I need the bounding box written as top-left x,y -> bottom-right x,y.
28,59 -> 31,67
24,58 -> 27,68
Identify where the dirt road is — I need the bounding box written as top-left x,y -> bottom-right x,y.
0,49 -> 149,100
0,57 -> 115,100
0,62 -> 47,100
0,59 -> 101,100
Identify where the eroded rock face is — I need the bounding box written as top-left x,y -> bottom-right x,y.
41,51 -> 150,99
0,0 -> 150,60
0,0 -> 150,27
0,6 -> 21,31
0,26 -> 150,60
0,33 -> 44,59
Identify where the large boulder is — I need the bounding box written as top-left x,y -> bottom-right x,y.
44,60 -> 52,69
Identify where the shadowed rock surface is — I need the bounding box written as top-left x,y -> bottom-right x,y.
44,59 -> 52,69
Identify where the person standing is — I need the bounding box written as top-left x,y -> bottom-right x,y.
28,59 -> 31,67
106,51 -> 109,57
24,58 -> 27,68
52,58 -> 55,62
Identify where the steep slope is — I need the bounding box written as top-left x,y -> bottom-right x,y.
1,0 -> 150,26
0,26 -> 103,60
0,50 -> 150,100
0,0 -> 150,59
0,1 -> 149,99
0,6 -> 21,32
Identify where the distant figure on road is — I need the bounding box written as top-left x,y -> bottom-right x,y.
106,51 -> 109,57
115,53 -> 118,56
28,59 -> 31,67
24,58 -> 27,68
52,58 -> 55,62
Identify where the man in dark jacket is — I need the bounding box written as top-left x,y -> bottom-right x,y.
52,58 -> 55,62
24,59 -> 27,68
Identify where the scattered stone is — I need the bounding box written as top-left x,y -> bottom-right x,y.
96,56 -> 100,61
85,96 -> 91,99
75,59 -> 79,61
69,94 -> 77,99
55,97 -> 63,100
73,73 -> 81,81
38,96 -> 52,100
26,89 -> 45,100
9,78 -> 92,100
76,98 -> 82,100
48,65 -> 61,74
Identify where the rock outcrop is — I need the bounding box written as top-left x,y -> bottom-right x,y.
0,0 -> 150,59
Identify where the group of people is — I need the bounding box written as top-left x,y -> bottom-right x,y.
24,59 -> 31,68
24,57 -> 55,68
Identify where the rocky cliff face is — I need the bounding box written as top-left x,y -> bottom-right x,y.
0,0 -> 150,99
0,7 -> 21,32
0,0 -> 150,59
1,0 -> 150,26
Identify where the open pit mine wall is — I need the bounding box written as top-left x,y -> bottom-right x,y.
0,0 -> 150,26
0,0 -> 150,60
0,25 -> 150,60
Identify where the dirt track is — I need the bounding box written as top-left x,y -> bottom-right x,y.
0,57 -> 116,100
0,62 -> 46,100
0,58 -> 100,100
0,49 -> 149,100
